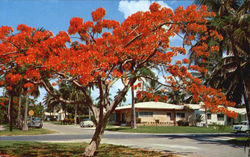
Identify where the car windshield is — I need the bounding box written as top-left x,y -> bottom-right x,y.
33,117 -> 41,121
240,121 -> 248,125
82,118 -> 91,121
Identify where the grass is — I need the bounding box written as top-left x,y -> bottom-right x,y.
46,121 -> 77,125
46,121 -> 63,125
0,141 -> 171,157
0,125 -> 56,136
228,137 -> 250,146
105,125 -> 233,133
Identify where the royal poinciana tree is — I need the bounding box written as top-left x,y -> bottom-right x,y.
0,3 -> 238,156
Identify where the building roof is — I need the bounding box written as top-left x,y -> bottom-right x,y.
44,109 -> 68,116
227,107 -> 246,114
115,101 -> 246,114
115,101 -> 201,111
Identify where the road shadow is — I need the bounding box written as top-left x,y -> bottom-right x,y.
153,133 -> 250,148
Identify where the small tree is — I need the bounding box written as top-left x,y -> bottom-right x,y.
0,3 -> 238,156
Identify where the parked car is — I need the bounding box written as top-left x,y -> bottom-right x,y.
232,121 -> 249,133
80,118 -> 94,127
28,117 -> 43,128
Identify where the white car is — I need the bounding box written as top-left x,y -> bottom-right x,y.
80,118 -> 94,127
232,121 -> 249,133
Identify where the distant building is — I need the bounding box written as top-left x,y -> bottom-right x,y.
196,106 -> 247,126
112,101 -> 247,126
44,108 -> 68,121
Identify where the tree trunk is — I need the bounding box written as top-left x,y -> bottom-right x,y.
173,109 -> 176,126
231,39 -> 250,133
22,93 -> 29,131
89,107 -> 91,119
9,95 -> 13,132
204,107 -> 208,128
17,93 -> 22,129
83,122 -> 106,156
242,77 -> 250,133
74,103 -> 78,124
131,87 -> 137,129
8,96 -> 11,122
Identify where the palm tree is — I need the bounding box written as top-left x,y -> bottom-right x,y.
17,90 -> 23,129
131,86 -> 136,129
191,0 -> 250,125
5,79 -> 24,131
43,81 -> 89,123
23,86 -> 40,131
166,90 -> 187,104
43,93 -> 59,113
59,81 -> 88,124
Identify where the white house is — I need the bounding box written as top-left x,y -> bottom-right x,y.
113,101 -> 247,126
44,108 -> 68,121
195,106 -> 247,126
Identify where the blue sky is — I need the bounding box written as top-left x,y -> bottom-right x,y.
0,0 -> 193,104
1,0 -> 193,34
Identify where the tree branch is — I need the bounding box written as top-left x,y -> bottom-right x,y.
123,33 -> 142,48
106,76 -> 137,117
41,79 -> 83,105
0,51 -> 19,57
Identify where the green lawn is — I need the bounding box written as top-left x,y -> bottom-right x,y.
228,137 -> 250,146
46,121 -> 63,125
0,141 -> 171,157
105,125 -> 233,133
0,125 -> 56,136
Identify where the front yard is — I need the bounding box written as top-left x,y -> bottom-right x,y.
0,125 -> 56,136
105,125 -> 233,133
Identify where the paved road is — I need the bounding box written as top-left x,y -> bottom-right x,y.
1,123 -> 249,157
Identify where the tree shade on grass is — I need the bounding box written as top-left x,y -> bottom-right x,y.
228,137 -> 250,147
0,141 -> 171,157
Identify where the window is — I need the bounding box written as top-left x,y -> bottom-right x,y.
207,114 -> 211,120
167,113 -> 173,120
217,114 -> 224,121
176,113 -> 185,118
138,112 -> 153,117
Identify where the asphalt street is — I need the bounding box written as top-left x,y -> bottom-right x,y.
1,123 -> 249,157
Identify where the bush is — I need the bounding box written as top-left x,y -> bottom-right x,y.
50,117 -> 57,121
136,118 -> 141,123
62,118 -> 74,124
217,125 -> 226,131
155,119 -> 160,124
194,114 -> 203,123
177,120 -> 189,126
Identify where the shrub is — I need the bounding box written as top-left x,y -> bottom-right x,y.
62,118 -> 74,124
136,118 -> 141,123
177,120 -> 189,126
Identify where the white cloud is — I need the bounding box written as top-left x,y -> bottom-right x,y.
118,0 -> 172,19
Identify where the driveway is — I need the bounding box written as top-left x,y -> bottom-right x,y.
1,122 -> 249,157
